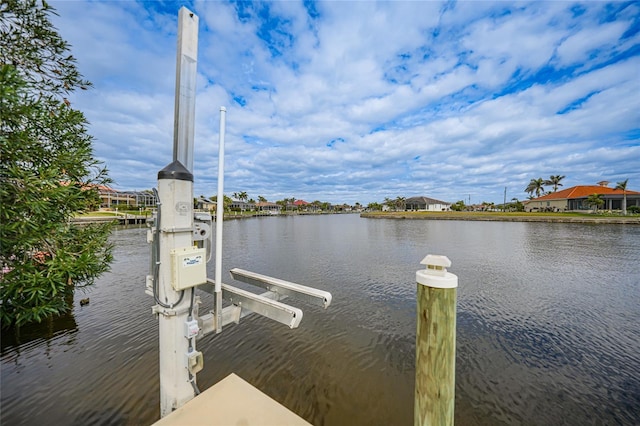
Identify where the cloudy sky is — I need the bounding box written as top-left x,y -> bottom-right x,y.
51,1 -> 639,205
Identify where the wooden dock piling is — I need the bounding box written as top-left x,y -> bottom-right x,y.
415,255 -> 458,426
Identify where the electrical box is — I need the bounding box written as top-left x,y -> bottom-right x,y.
170,247 -> 207,290
184,319 -> 200,339
185,350 -> 204,375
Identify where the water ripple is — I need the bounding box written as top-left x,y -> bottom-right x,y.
2,219 -> 639,425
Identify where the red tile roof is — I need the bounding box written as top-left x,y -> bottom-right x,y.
533,185 -> 640,200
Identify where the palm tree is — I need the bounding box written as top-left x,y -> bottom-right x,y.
586,193 -> 604,213
615,179 -> 629,215
525,178 -> 545,198
383,197 -> 394,210
395,196 -> 406,211
544,175 -> 565,192
511,197 -> 524,212
258,195 -> 267,203
238,191 -> 248,202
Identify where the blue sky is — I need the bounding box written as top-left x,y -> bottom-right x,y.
51,1 -> 639,205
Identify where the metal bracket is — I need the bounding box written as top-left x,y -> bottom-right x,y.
160,227 -> 194,233
196,305 -> 242,339
222,283 -> 303,329
195,269 -> 332,336
193,212 -> 212,242
200,281 -> 302,329
229,268 -> 332,309
152,304 -> 190,317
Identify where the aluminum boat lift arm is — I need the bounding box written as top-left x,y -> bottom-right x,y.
197,270 -> 332,334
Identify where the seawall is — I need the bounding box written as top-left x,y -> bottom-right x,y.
360,212 -> 640,224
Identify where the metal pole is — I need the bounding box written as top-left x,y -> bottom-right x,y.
504,187 -> 507,212
214,107 -> 226,333
157,7 -> 199,417
415,255 -> 458,426
157,163 -> 195,417
173,7 -> 199,173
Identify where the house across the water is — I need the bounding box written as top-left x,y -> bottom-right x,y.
525,183 -> 640,212
99,187 -> 158,209
405,196 -> 451,212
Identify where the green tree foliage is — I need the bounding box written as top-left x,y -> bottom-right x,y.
210,194 -> 232,209
450,200 -> 466,211
366,202 -> 382,211
586,193 -> 604,212
0,0 -> 113,327
510,198 -> 524,212
525,178 -> 545,198
615,179 -> 628,215
544,175 -> 565,192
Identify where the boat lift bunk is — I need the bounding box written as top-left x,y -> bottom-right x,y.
194,269 -> 332,335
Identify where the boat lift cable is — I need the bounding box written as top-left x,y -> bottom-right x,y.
151,188 -> 184,309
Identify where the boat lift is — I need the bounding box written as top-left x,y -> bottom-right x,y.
195,270 -> 332,333
145,7 -> 332,418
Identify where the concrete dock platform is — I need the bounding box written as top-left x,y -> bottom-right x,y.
153,373 -> 311,426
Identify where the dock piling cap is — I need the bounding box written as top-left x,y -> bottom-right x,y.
417,254 -> 457,288
420,254 -> 451,277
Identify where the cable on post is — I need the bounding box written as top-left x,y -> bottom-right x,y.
151,187 -> 185,309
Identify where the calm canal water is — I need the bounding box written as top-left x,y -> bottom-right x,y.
2,215 -> 639,425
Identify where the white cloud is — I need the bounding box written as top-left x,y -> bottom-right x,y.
556,19 -> 631,67
49,0 -> 639,205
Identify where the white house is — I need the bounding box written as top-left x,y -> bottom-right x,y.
405,196 -> 451,212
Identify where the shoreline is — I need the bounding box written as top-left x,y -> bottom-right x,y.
360,212 -> 640,224
71,211 -> 357,225
72,211 -> 640,225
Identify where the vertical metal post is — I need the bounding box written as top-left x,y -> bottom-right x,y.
415,255 -> 458,426
156,6 -> 199,418
214,107 -> 226,333
173,7 -> 199,173
157,164 -> 195,417
504,187 -> 507,212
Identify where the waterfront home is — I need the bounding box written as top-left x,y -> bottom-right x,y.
405,196 -> 452,212
526,184 -> 640,212
99,187 -> 158,209
230,200 -> 253,211
293,200 -> 311,210
333,204 -> 352,212
255,201 -> 281,213
196,197 -> 216,211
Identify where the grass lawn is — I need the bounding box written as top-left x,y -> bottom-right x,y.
365,210 -> 636,217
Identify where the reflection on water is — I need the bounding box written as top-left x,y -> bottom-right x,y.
1,217 -> 639,425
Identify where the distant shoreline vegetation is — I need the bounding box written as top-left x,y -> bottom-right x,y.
360,211 -> 640,224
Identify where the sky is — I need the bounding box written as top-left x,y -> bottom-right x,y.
50,0 -> 640,206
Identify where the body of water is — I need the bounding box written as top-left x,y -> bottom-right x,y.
2,215 -> 639,425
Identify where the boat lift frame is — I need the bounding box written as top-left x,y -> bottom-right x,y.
148,6 -> 333,418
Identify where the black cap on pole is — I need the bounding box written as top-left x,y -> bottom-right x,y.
158,160 -> 193,182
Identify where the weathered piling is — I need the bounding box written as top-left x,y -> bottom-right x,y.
415,255 -> 458,426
